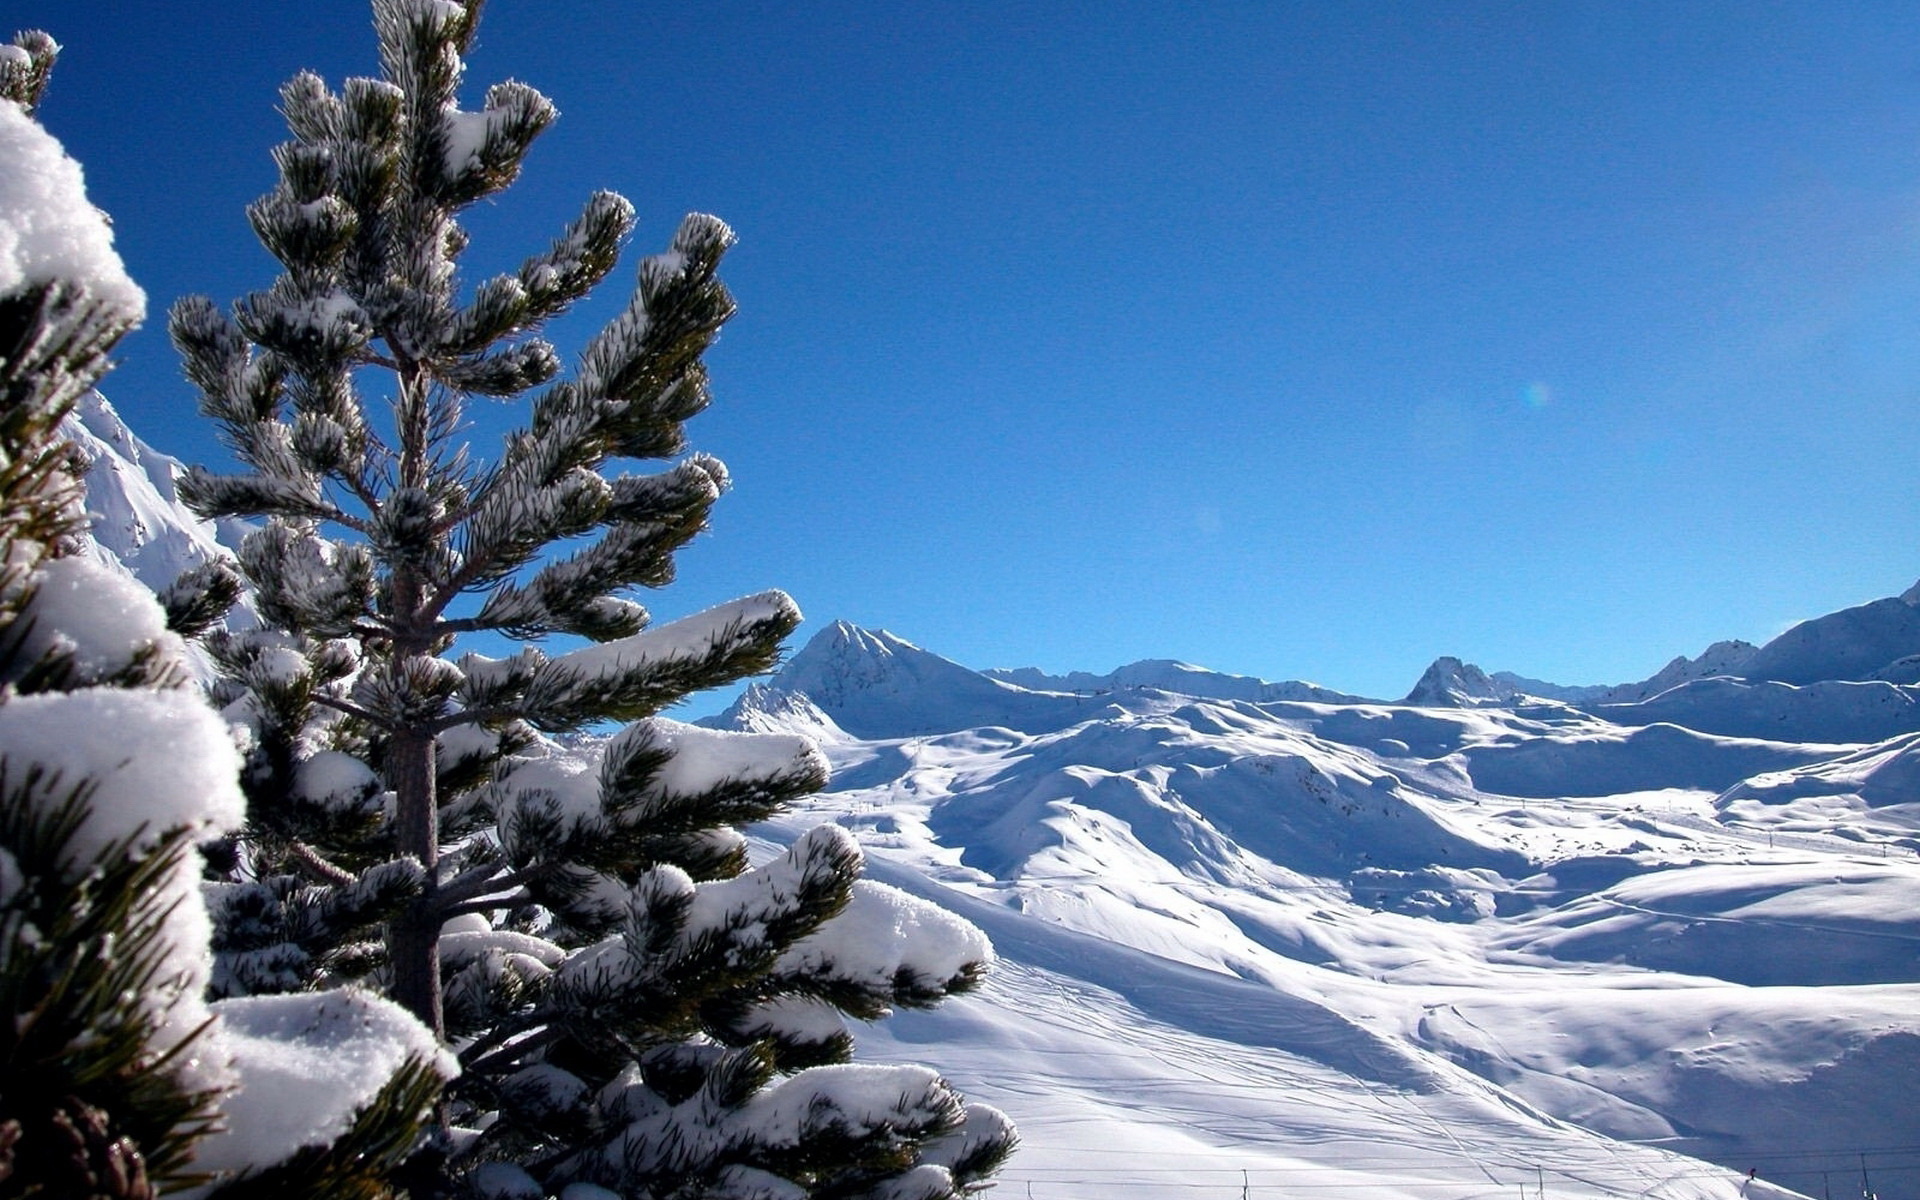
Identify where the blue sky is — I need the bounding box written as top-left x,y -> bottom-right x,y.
19,1 -> 1920,703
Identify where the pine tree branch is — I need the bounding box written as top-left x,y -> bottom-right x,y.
460,1023 -> 562,1079
424,704 -> 518,735
434,862 -> 526,910
428,616 -> 492,636
437,892 -> 529,922
286,839 -> 358,887
310,691 -> 385,726
333,465 -> 384,518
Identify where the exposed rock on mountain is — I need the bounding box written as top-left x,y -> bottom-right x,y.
1402,655 -> 1512,707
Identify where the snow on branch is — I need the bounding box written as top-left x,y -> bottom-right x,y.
0,687 -> 245,867
12,555 -> 190,683
461,592 -> 802,730
0,101 -> 144,320
773,880 -> 994,1013
609,717 -> 828,818
736,1062 -> 963,1156
192,988 -> 457,1182
0,687 -> 245,1059
544,590 -> 800,690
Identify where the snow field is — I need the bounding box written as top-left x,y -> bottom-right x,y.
710,621 -> 1920,1199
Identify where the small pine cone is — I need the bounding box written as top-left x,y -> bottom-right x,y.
0,1117 -> 19,1184
48,1097 -> 155,1200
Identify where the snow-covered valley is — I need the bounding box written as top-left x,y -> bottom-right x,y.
708,620 -> 1920,1199
72,394 -> 1920,1200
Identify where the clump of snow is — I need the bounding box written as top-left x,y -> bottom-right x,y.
390,0 -> 468,28
550,591 -> 801,685
248,644 -> 310,687
15,555 -> 188,678
440,928 -> 566,975
442,107 -> 500,174
468,1162 -> 544,1200
439,719 -> 506,764
625,716 -> 827,802
292,749 -> 381,813
0,101 -> 144,317
0,686 -> 244,875
493,751 -> 604,840
685,825 -> 858,949
0,686 -> 245,1072
191,989 -> 457,1184
779,879 -> 992,995
737,994 -> 849,1044
739,1062 -> 954,1146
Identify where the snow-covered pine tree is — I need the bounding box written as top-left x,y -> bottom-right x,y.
0,32 -> 227,1195
1,35 -> 451,1199
175,2 -> 1016,1196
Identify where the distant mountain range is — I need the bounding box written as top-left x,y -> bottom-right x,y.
704,609 -> 1920,1198
715,584 -> 1920,750
77,393 -> 1920,1200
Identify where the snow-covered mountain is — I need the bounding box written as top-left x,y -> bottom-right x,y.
985,658 -> 1364,706
716,614 -> 1920,1200
62,392 -> 249,601
1493,639 -> 1763,706
755,621 -> 1100,738
71,401 -> 1920,1198
1403,655 -> 1515,706
1397,583 -> 1920,714
1739,596 -> 1920,686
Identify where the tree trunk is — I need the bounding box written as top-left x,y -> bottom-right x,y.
386,362 -> 444,1038
388,720 -> 442,1039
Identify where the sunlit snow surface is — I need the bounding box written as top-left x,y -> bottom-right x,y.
70,405 -> 1919,1198
716,627 -> 1920,1200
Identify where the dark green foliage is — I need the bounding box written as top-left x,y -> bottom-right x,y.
0,280 -> 108,564
0,52 -> 224,1197
0,782 -> 219,1199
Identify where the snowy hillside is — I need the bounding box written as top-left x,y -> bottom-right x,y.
62,392 -> 249,601
69,414 -> 1920,1198
714,620 -> 1920,1200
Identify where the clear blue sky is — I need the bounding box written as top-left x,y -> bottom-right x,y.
18,1 -> 1920,702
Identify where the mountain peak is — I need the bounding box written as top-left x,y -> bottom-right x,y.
704,682 -> 848,739
1403,656 -> 1512,707
758,622 -> 1087,739
63,392 -> 252,607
